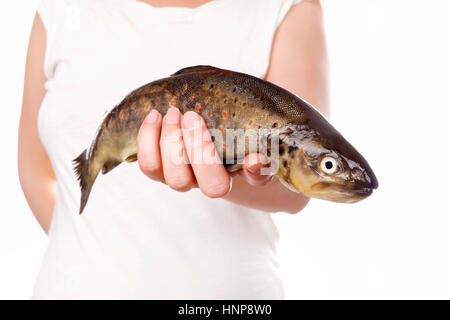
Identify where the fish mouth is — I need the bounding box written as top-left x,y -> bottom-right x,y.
307,182 -> 374,203
352,186 -> 373,196
366,172 -> 378,190
338,184 -> 375,202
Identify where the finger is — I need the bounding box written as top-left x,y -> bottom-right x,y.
138,110 -> 165,182
160,107 -> 195,192
240,153 -> 273,187
182,111 -> 230,198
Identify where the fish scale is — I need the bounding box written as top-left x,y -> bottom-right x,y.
74,65 -> 378,214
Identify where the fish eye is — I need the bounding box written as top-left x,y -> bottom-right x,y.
320,156 -> 338,174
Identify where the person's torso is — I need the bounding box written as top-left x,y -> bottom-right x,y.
33,0 -> 300,299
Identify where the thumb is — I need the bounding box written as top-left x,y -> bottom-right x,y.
240,153 -> 273,187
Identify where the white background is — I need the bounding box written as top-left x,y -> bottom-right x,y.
1,0 -> 449,299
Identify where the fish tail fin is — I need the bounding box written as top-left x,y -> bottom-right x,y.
73,149 -> 96,214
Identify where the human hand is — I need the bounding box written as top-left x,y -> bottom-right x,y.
137,108 -> 273,197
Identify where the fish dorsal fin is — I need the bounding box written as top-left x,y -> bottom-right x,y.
171,65 -> 220,76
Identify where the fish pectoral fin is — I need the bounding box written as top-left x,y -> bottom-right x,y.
101,154 -> 136,175
224,157 -> 245,175
102,159 -> 122,174
171,65 -> 219,77
125,153 -> 138,163
225,163 -> 243,174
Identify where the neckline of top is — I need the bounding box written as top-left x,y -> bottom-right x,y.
130,0 -> 222,12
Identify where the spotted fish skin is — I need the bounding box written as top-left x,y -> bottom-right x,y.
74,65 -> 378,214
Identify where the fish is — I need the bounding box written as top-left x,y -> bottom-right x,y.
74,65 -> 378,214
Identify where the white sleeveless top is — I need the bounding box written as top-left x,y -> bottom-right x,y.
34,0 -> 302,299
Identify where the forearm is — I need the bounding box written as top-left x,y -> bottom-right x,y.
225,176 -> 309,214
18,171 -> 56,234
19,13 -> 56,233
18,110 -> 57,233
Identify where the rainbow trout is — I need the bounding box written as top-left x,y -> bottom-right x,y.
74,66 -> 378,214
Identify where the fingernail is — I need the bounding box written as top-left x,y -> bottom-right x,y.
247,162 -> 261,174
247,154 -> 267,174
182,111 -> 201,130
145,110 -> 159,123
165,107 -> 180,124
